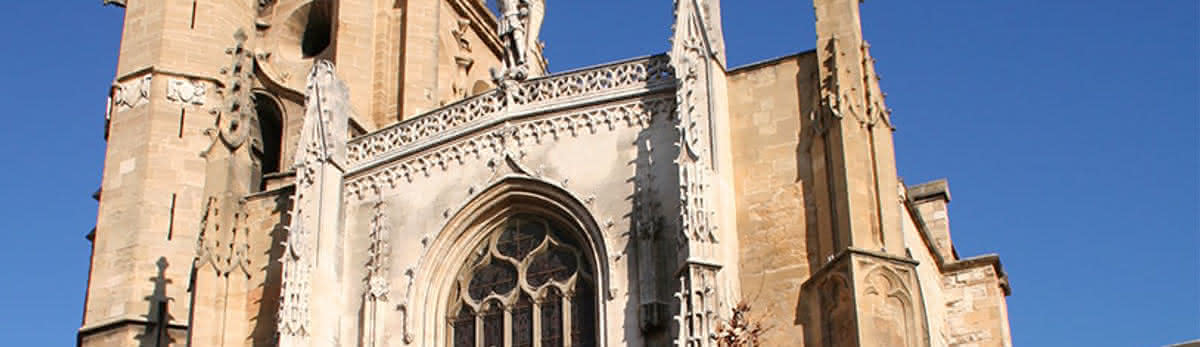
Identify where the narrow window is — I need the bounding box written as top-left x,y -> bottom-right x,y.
190,1 -> 198,30
178,109 -> 186,138
301,0 -> 334,57
252,93 -> 284,191
166,194 -> 177,241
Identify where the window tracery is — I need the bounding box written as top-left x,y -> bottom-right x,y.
449,214 -> 597,347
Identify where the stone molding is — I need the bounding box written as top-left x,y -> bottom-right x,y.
346,55 -> 674,169
344,95 -> 675,200
908,179 -> 951,203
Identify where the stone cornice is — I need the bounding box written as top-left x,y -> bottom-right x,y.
344,95 -> 675,200
346,54 -> 674,171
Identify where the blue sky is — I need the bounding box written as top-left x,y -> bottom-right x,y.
0,1 -> 1195,346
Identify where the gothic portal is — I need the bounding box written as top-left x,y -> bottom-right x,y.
80,1 -> 1013,346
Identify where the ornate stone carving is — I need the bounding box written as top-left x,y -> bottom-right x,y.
112,74 -> 152,112
451,18 -> 472,53
860,41 -> 893,128
817,38 -> 893,129
862,266 -> 917,347
278,60 -> 348,346
365,201 -> 391,301
671,0 -> 718,247
669,1 -> 728,344
361,199 -> 391,347
194,196 -> 252,278
211,29 -> 257,151
492,0 -> 544,81
395,268 -> 416,344
166,78 -> 207,106
673,264 -> 722,347
346,55 -> 673,167
345,96 -> 674,200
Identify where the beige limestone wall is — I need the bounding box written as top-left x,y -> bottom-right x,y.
397,0 -> 506,119
88,0 -> 241,335
726,52 -> 819,344
943,265 -> 1012,347
903,205 -> 951,346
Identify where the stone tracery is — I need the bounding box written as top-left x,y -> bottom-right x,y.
448,214 -> 598,347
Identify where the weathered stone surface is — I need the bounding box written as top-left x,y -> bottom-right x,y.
80,1 -> 1012,346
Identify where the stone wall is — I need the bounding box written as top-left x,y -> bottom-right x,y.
943,264 -> 1012,347
726,52 -> 819,344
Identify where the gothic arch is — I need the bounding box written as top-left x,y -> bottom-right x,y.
409,176 -> 610,346
861,266 -> 918,347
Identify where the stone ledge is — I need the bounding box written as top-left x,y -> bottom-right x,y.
908,178 -> 951,203
726,49 -> 816,75
77,315 -> 188,346
944,254 -> 1011,296
800,247 -> 920,292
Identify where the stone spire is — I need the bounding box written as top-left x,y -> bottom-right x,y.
278,60 -> 349,347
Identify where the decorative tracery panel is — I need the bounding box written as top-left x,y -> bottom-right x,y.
449,215 -> 598,347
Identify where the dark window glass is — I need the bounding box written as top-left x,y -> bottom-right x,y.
497,219 -> 545,261
527,248 -> 577,287
512,294 -> 534,347
452,305 -> 475,347
468,260 -> 517,301
541,289 -> 564,347
483,301 -> 504,347
572,282 -> 597,347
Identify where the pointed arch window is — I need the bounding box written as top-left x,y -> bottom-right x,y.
449,214 -> 598,347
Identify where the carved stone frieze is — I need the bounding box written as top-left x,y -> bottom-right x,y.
112,74 -> 152,112
166,78 -> 208,106
345,96 -> 675,200
346,55 -> 674,167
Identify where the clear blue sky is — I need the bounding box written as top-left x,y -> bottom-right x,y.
0,1 -> 1195,346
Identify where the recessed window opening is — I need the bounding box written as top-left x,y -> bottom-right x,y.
253,93 -> 284,190
302,0 -> 334,58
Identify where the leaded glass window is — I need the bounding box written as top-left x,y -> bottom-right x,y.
449,214 -> 598,347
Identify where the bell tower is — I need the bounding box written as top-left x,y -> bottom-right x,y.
80,1 -> 254,346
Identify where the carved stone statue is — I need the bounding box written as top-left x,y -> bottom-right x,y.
493,0 -> 544,82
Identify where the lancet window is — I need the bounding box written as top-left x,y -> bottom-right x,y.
449,214 -> 597,347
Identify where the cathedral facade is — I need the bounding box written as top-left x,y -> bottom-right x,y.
80,1 -> 1013,346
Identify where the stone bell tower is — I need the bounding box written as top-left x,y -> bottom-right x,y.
80,1 -> 256,346
81,0 -> 515,346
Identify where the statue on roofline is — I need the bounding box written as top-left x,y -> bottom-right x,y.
492,0 -> 544,82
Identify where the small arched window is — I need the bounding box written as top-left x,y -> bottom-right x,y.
252,92 -> 283,191
449,214 -> 597,347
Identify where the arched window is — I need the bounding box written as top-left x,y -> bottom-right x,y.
252,92 -> 283,191
449,214 -> 597,347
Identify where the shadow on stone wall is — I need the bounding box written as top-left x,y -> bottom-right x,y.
249,190 -> 291,346
136,257 -> 175,347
